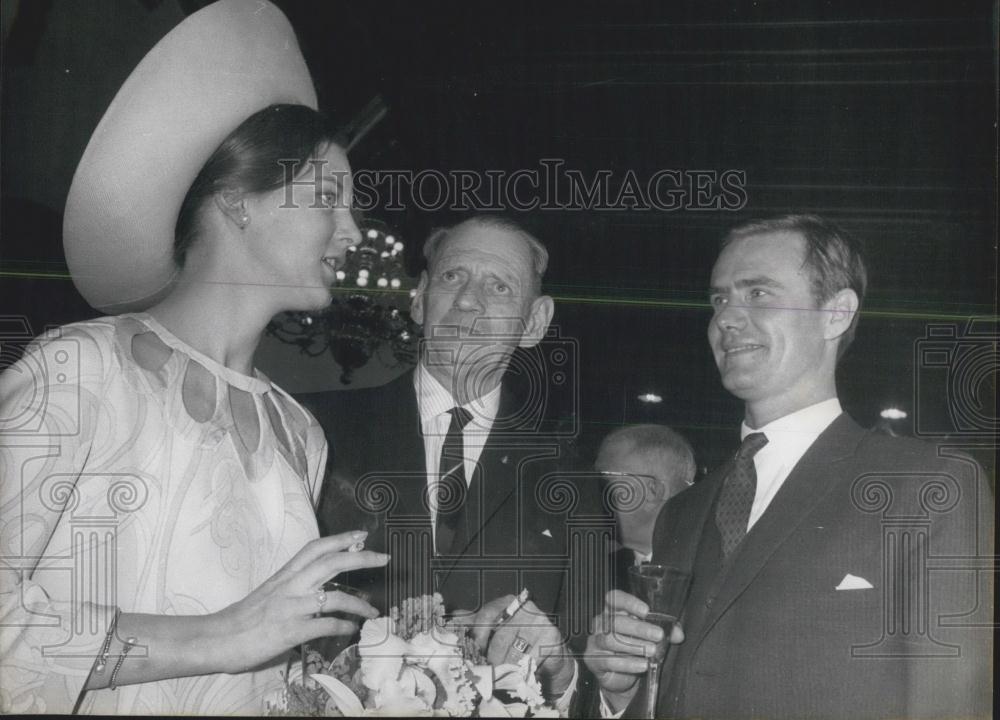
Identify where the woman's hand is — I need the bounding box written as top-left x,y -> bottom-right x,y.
213,530 -> 389,673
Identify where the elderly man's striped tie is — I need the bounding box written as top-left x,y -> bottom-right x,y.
435,407 -> 473,555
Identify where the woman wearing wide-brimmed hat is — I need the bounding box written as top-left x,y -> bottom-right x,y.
0,1 -> 387,714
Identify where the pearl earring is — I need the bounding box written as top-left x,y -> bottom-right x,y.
239,215 -> 249,228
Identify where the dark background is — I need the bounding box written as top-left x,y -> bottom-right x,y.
2,0 -> 996,474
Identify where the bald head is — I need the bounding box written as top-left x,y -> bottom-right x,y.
595,424 -> 696,555
597,424 -> 696,496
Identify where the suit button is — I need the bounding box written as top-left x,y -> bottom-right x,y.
705,596 -> 714,608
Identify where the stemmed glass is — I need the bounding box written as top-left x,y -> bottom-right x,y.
627,564 -> 692,720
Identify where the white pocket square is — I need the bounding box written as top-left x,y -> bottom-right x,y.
836,573 -> 874,591
541,529 -> 552,538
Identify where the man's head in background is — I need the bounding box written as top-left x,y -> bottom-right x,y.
595,424 -> 696,556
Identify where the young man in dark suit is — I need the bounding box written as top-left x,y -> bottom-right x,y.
301,215 -> 606,704
586,215 -> 993,718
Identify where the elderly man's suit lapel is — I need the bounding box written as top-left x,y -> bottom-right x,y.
434,383 -> 558,593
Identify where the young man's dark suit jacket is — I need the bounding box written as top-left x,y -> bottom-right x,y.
299,368 -> 611,645
626,413 -> 993,719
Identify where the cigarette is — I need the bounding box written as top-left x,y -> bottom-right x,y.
498,588 -> 530,625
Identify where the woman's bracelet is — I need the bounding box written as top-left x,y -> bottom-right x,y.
109,636 -> 138,691
91,608 -> 138,691
93,608 -> 121,675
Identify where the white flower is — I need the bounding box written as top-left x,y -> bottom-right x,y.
408,630 -> 477,716
494,656 -> 545,710
359,617 -> 409,692
373,666 -> 434,716
313,604 -> 558,718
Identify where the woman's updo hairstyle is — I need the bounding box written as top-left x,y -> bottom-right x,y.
174,103 -> 340,267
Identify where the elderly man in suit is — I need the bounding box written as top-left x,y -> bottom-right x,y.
585,214 -> 993,718
302,215 -> 600,703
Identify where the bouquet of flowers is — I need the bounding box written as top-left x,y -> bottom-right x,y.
265,593 -> 558,717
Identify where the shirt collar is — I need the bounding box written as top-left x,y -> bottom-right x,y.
415,362 -> 502,429
741,397 -> 843,442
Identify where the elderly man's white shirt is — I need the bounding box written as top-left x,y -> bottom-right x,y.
415,363 -> 578,710
415,363 -> 501,551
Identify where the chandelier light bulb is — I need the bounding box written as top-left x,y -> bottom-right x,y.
268,221 -> 419,386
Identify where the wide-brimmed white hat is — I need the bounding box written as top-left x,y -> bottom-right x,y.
64,0 -> 317,313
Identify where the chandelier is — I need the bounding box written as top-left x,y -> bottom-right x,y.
267,220 -> 420,384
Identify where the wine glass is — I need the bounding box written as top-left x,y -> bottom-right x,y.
626,564 -> 692,720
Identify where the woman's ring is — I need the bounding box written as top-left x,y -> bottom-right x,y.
315,588 -> 327,611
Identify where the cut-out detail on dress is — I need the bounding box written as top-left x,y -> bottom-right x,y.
116,317 -> 171,393
263,393 -> 292,458
229,384 -> 261,455
119,313 -> 314,487
262,392 -> 305,478
181,359 -> 216,423
131,331 -> 173,374
0,314 -> 325,714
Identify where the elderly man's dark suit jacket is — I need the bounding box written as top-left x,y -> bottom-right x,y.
299,369 -> 611,644
627,413 -> 993,719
